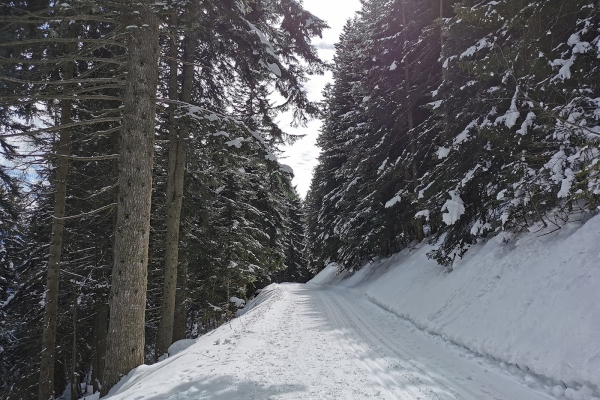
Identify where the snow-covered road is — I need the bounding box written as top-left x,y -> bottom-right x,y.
104,283 -> 557,400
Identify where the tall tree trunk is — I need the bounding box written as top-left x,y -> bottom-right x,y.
440,0 -> 450,143
101,2 -> 160,394
92,128 -> 118,392
156,19 -> 195,357
70,287 -> 78,400
440,0 -> 445,50
401,0 -> 417,191
92,302 -> 108,393
401,0 -> 423,242
172,258 -> 188,342
155,13 -> 182,360
38,60 -> 74,400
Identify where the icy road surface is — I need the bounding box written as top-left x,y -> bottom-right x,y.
104,283 -> 556,400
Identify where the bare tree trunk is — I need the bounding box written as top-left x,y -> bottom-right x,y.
440,0 -> 450,143
401,0 -> 417,191
92,128 -> 118,392
401,0 -> 423,242
92,302 -> 108,393
156,20 -> 195,358
440,0 -> 445,50
172,259 -> 188,342
101,2 -> 160,394
70,287 -> 78,400
39,60 -> 73,400
155,13 -> 182,360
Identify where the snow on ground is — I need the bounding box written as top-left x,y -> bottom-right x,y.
101,283 -> 410,399
98,214 -> 600,400
100,282 -> 566,399
312,214 -> 600,399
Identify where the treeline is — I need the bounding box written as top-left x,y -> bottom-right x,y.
306,0 -> 600,270
0,0 -> 321,398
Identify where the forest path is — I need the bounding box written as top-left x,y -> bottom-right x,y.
104,283 -> 555,400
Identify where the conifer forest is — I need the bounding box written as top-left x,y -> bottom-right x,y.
1,0 -> 599,399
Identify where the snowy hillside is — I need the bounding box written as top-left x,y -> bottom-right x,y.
93,214 -> 600,400
311,214 -> 600,398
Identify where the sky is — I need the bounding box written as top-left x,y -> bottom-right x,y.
278,0 -> 362,198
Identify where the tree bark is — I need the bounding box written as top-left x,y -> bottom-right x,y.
401,0 -> 424,242
155,12 -> 183,360
156,19 -> 195,357
92,125 -> 118,393
70,287 -> 78,400
101,2 -> 160,394
440,0 -> 450,143
401,0 -> 417,191
38,60 -> 74,400
440,0 -> 445,49
92,302 -> 108,393
172,258 -> 188,342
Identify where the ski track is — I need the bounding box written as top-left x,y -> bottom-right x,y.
105,283 -> 558,400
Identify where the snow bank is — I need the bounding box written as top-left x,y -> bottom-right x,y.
312,215 -> 600,392
103,284 -> 289,399
307,262 -> 350,286
167,339 -> 196,357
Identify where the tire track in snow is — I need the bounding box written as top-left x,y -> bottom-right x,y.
324,290 -> 460,400
319,291 -> 415,399
323,287 -> 555,400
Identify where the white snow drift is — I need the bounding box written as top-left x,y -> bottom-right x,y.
94,214 -> 600,400
312,214 -> 600,398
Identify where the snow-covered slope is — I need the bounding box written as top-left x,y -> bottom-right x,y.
94,215 -> 599,400
99,282 -> 579,400
310,214 -> 600,396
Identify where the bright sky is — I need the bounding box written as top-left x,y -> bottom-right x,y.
279,0 -> 362,198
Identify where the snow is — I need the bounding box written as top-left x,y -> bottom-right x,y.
97,218 -> 600,400
567,33 -> 592,55
517,111 -> 536,135
266,61 -> 282,77
437,146 -> 450,159
305,262 -> 349,286
495,86 -> 520,128
428,99 -> 443,110
552,58 -> 574,81
313,214 -> 600,396
225,138 -> 244,148
497,188 -> 508,200
167,339 -> 196,357
454,119 -> 478,145
414,209 -> 430,221
230,296 -> 246,308
558,168 -> 576,198
441,190 -> 465,225
547,150 -> 566,180
469,219 -> 491,235
384,195 -> 401,208
377,157 -> 388,173
264,153 -> 278,162
279,164 -> 294,175
461,164 -> 481,186
389,61 -> 397,71
460,38 -> 493,59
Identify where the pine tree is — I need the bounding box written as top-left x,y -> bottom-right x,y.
307,0 -> 443,271
423,0 -> 600,266
102,0 -> 160,392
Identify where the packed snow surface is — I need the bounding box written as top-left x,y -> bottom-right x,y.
99,215 -> 600,400
314,214 -> 600,399
102,283 -> 564,399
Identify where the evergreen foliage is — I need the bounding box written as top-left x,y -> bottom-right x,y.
307,0 -> 600,273
0,0 -> 323,397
